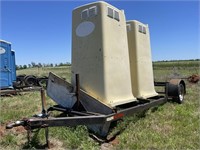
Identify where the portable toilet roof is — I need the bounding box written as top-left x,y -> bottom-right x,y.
0,39 -> 12,45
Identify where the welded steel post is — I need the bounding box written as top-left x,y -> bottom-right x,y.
45,127 -> 50,148
40,88 -> 46,114
40,88 -> 50,148
76,74 -> 80,109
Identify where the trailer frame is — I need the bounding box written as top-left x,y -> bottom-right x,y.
6,74 -> 186,148
0,86 -> 42,95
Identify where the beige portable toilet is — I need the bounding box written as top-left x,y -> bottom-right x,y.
126,20 -> 158,98
72,1 -> 136,108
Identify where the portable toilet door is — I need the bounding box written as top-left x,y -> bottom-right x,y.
11,50 -> 16,82
0,40 -> 13,89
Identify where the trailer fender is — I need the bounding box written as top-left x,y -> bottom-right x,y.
167,79 -> 186,104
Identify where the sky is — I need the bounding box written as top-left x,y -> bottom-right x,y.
1,0 -> 199,66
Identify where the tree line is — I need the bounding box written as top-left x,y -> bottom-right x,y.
16,62 -> 71,70
153,59 -> 199,63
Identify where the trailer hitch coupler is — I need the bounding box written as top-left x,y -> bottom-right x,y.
6,120 -> 25,129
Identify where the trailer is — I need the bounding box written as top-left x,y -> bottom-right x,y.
6,1 -> 187,148
6,72 -> 186,148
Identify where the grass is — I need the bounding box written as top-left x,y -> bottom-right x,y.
116,85 -> 199,149
17,66 -> 71,82
0,60 -> 199,149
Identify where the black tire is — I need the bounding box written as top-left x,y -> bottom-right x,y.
168,79 -> 186,104
13,80 -> 23,88
174,83 -> 185,104
24,75 -> 38,87
13,75 -> 26,88
38,78 -> 48,88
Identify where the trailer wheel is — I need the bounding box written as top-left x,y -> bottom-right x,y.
24,75 -> 38,87
168,79 -> 186,104
175,83 -> 185,104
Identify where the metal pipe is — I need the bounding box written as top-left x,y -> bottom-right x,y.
48,106 -> 92,116
76,74 -> 80,109
40,88 -> 46,114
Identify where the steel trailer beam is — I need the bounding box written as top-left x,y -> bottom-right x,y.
0,87 -> 42,95
8,96 -> 167,130
27,115 -> 107,129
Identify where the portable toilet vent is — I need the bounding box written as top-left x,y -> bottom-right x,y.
0,40 -> 16,89
126,20 -> 158,98
72,1 -> 136,108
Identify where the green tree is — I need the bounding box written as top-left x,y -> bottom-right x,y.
23,65 -> 27,69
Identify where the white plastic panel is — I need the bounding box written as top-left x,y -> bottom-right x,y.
127,20 -> 158,99
72,1 -> 136,108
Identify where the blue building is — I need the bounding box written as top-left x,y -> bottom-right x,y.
0,40 -> 16,89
